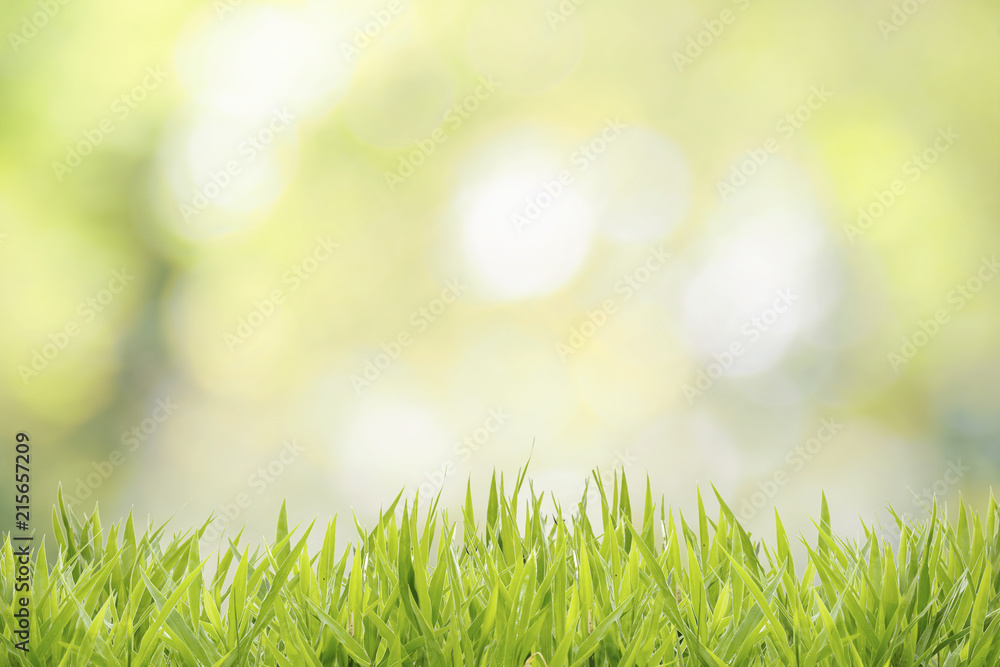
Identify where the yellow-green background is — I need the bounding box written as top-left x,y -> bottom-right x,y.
1,0 -> 998,545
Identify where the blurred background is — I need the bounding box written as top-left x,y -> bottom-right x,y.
1,0 -> 998,548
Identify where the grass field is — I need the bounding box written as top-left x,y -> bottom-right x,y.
2,469 -> 999,665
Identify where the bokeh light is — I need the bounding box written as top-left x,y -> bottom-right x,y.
1,0 -> 997,551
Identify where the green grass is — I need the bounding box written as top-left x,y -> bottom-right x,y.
2,469 -> 999,666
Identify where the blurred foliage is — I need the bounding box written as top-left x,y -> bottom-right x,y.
0,0 -> 997,545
